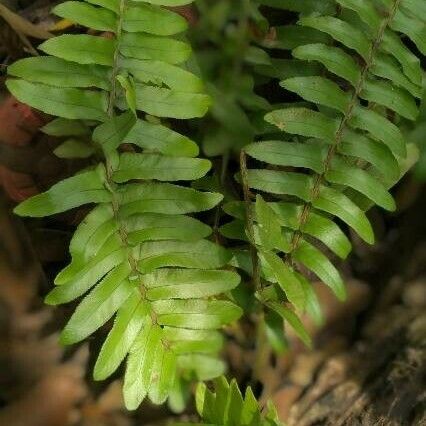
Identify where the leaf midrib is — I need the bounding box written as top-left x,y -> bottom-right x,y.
101,0 -> 148,302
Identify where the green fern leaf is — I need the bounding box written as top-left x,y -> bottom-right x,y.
7,56 -> 110,89
53,1 -> 117,31
6,80 -> 108,120
260,251 -> 306,312
120,32 -> 191,64
14,166 -> 111,216
281,76 -> 350,113
42,117 -> 90,137
246,140 -> 325,173
40,34 -> 116,65
293,43 -> 361,86
223,200 -> 352,260
299,15 -> 371,59
122,3 -> 188,35
265,302 -> 312,349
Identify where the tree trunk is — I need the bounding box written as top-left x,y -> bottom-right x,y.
286,278 -> 426,426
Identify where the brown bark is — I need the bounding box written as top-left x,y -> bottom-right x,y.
286,279 -> 426,426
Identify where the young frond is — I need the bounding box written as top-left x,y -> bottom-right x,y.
174,376 -> 283,426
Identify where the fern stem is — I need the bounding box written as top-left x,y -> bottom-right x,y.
287,0 -> 402,256
213,152 -> 230,243
240,149 -> 261,290
251,311 -> 271,386
107,0 -> 126,116
102,0 -> 148,296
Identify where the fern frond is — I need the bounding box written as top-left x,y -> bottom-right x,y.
8,0 -> 242,410
174,376 -> 283,426
230,0 -> 423,340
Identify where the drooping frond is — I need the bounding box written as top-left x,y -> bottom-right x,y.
227,0 -> 423,338
8,0 -> 243,410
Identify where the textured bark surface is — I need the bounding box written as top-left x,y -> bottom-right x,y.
286,277 -> 426,426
